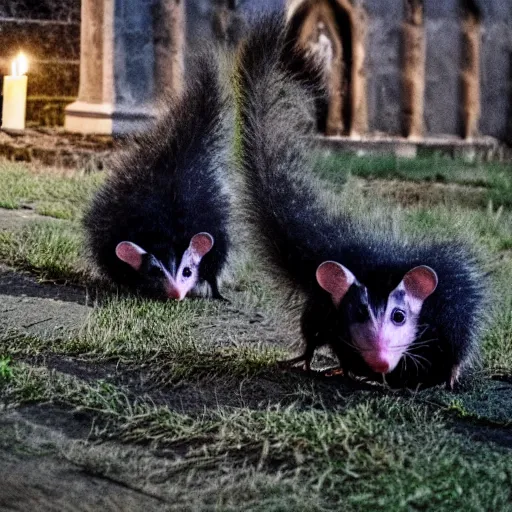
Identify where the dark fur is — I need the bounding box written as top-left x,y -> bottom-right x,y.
83,53 -> 231,299
237,15 -> 486,388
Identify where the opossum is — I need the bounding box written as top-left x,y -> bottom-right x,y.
236,15 -> 486,389
83,52 -> 232,301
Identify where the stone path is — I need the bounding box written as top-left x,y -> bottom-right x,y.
0,207 -> 51,232
0,408 -> 169,511
0,264 -> 90,337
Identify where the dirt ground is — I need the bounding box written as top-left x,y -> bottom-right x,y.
0,128 -> 114,171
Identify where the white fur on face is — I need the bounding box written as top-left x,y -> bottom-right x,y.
167,248 -> 203,300
115,233 -> 214,301
349,266 -> 437,374
315,261 -> 437,374
164,232 -> 214,300
349,292 -> 419,374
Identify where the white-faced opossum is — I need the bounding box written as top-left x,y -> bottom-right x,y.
83,52 -> 233,301
237,15 -> 487,389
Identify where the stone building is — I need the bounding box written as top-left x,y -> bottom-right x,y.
0,0 -> 510,141
288,0 -> 512,141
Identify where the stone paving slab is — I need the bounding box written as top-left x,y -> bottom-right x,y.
0,409 -> 169,511
0,207 -> 57,232
0,264 -> 90,337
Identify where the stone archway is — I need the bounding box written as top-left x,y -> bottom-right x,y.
287,0 -> 367,138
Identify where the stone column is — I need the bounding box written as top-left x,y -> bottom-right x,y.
461,3 -> 480,139
348,1 -> 368,138
402,0 -> 425,139
65,0 -> 184,135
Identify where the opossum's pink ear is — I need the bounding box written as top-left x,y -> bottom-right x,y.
115,241 -> 146,271
316,261 -> 356,306
402,265 -> 438,301
189,232 -> 214,257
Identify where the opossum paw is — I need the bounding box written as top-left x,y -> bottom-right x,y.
277,354 -> 311,373
446,365 -> 461,391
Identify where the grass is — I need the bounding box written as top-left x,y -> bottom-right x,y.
314,152 -> 512,188
0,356 -> 13,382
0,294 -> 282,388
2,361 -> 512,510
0,160 -> 103,220
1,157 -> 512,509
0,220 -> 84,282
314,153 -> 512,208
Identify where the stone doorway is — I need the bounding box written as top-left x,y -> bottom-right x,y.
287,0 -> 367,138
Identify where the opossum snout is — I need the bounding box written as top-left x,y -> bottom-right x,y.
363,353 -> 392,374
167,289 -> 182,300
370,360 -> 390,374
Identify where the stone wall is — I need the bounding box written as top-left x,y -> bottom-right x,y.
424,0 -> 461,136
291,0 -> 512,141
365,1 -> 403,135
1,0 -> 510,140
479,1 -> 512,141
186,0 -> 285,51
0,0 -> 80,126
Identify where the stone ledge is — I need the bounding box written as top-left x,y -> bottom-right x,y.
0,128 -> 509,171
64,101 -> 157,135
314,134 -> 507,161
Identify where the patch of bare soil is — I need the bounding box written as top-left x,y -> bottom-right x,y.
0,127 -> 115,171
359,178 -> 488,208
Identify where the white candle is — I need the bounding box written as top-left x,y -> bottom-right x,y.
2,53 -> 28,132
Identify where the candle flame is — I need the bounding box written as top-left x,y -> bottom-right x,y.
11,53 -> 28,77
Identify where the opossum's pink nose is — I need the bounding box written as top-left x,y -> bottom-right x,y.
364,355 -> 391,374
370,361 -> 390,373
166,288 -> 182,300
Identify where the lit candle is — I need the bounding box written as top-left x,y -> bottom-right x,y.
2,53 -> 29,132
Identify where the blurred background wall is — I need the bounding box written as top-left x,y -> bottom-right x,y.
0,0 -> 510,141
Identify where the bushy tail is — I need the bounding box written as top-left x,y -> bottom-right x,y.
236,14 -> 343,293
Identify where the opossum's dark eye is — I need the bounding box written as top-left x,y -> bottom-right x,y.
391,308 -> 406,325
182,267 -> 192,278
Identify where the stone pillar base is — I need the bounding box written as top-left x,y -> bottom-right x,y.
65,101 -> 156,135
